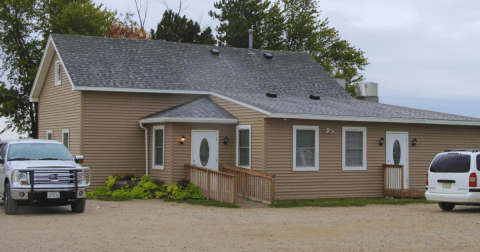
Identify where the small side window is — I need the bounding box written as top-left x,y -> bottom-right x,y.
0,144 -> 6,159
55,60 -> 62,86
62,129 -> 69,150
46,130 -> 53,140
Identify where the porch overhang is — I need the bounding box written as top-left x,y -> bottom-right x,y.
138,117 -> 238,124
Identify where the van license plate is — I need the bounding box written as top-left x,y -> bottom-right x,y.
47,192 -> 60,199
442,183 -> 452,189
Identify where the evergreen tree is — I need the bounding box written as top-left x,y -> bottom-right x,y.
151,10 -> 215,45
208,0 -> 270,48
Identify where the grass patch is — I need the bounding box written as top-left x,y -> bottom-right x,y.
270,197 -> 434,208
166,199 -> 240,208
86,195 -> 132,202
244,197 -> 263,204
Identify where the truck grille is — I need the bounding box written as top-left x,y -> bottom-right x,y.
33,170 -> 77,185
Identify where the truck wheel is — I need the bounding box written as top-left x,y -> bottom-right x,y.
71,198 -> 86,213
438,202 -> 455,211
4,183 -> 18,215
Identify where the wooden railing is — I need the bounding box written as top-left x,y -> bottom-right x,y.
220,164 -> 275,204
185,164 -> 237,204
383,164 -> 405,197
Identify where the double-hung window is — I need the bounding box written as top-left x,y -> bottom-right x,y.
55,60 -> 62,86
236,125 -> 251,169
153,125 -> 164,169
342,127 -> 367,170
46,130 -> 53,140
293,125 -> 319,171
62,129 -> 69,150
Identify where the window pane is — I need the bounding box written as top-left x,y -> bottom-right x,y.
47,133 -> 53,140
63,133 -> 69,148
155,130 -> 163,147
296,147 -> 315,167
239,148 -> 249,166
296,130 -> 315,148
346,131 -> 363,149
239,130 -> 249,147
346,149 -> 363,166
155,148 -> 163,165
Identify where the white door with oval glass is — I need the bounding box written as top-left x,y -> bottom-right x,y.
386,132 -> 409,189
191,131 -> 219,171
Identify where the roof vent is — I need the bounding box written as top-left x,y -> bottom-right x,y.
266,93 -> 277,98
309,95 -> 320,100
263,53 -> 273,59
210,49 -> 220,56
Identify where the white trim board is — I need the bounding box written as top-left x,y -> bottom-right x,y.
139,117 -> 238,124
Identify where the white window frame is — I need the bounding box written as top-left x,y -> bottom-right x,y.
46,130 -> 53,140
236,125 -> 251,169
293,125 -> 319,171
342,126 -> 367,171
152,125 -> 165,170
55,60 -> 62,86
62,129 -> 69,150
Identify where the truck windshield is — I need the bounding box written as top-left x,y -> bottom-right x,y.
7,143 -> 73,161
430,154 -> 471,173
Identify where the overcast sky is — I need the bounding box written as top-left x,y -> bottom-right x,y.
2,0 -> 479,139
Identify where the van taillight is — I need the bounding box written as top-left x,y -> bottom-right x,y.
469,173 -> 477,187
426,173 -> 428,186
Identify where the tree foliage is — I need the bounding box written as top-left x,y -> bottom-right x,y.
108,13 -> 150,39
209,0 -> 369,97
208,0 -> 270,48
151,10 -> 215,45
0,0 -> 116,138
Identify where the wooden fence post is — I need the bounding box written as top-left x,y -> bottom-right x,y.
401,166 -> 404,198
270,175 -> 275,204
232,175 -> 237,204
243,172 -> 247,196
207,170 -> 211,200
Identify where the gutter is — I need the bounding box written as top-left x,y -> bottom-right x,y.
139,123 -> 149,175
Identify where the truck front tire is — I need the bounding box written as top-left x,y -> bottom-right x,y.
71,198 -> 86,213
4,183 -> 18,215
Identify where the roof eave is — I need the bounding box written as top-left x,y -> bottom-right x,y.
138,117 -> 238,124
270,113 -> 480,126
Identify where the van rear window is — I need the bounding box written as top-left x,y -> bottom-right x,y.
430,154 -> 471,173
477,155 -> 480,171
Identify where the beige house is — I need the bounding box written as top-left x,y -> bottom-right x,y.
30,34 -> 480,199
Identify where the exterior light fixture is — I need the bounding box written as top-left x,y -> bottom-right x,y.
180,135 -> 185,144
412,138 -> 417,147
379,137 -> 385,146
224,136 -> 229,145
322,128 -> 334,133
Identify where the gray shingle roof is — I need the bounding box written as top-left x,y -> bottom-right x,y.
141,96 -> 236,120
51,34 -> 480,123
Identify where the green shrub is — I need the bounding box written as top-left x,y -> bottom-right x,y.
167,182 -> 204,200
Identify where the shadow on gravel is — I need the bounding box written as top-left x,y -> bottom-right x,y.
449,207 -> 480,214
0,201 -> 74,215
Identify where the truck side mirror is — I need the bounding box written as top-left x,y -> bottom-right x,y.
74,155 -> 84,163
0,158 -> 4,165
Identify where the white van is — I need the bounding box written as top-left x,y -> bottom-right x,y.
425,150 -> 480,211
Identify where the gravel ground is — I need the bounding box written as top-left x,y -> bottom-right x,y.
1,199 -> 479,252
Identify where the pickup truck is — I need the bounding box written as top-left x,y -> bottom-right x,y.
0,139 -> 90,215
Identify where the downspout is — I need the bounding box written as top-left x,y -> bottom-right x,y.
139,123 -> 149,175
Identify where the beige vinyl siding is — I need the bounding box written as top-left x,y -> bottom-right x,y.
210,96 -> 267,171
82,92 -> 200,187
266,118 -> 480,200
38,52 -> 81,156
147,123 -> 235,184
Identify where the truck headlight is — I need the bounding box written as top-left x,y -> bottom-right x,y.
12,171 -> 30,185
77,171 -> 85,184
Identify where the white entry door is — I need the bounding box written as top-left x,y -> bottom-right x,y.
191,130 -> 219,171
386,132 -> 409,189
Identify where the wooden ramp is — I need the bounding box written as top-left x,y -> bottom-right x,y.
384,164 -> 425,198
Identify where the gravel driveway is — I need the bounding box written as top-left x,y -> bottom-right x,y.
1,200 -> 479,251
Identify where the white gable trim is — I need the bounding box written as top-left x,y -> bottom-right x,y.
29,35 -> 75,102
139,117 -> 238,124
270,113 -> 480,126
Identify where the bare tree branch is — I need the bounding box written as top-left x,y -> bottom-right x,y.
134,0 -> 149,28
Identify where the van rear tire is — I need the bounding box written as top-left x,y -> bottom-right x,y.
438,202 -> 455,211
